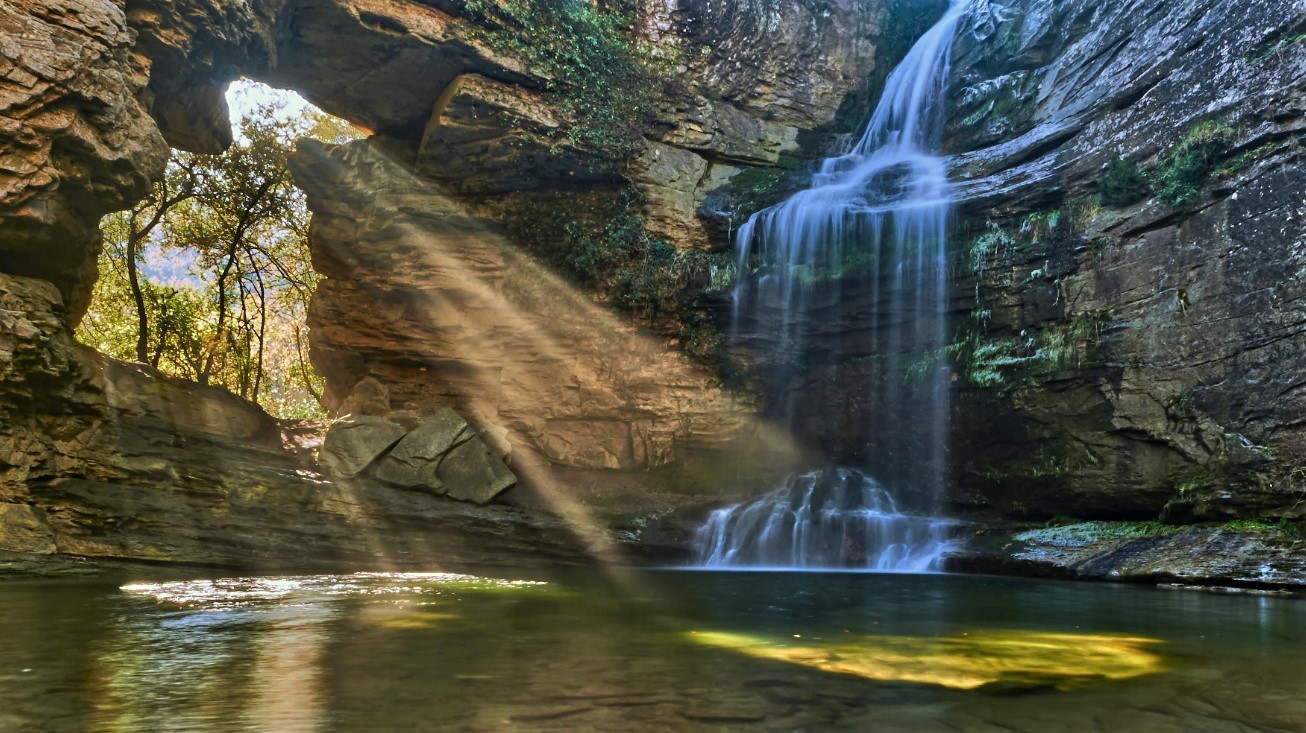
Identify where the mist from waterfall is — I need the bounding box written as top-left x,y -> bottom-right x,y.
699,0 -> 968,571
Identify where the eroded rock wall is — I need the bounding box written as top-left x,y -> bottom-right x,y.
0,0 -> 168,320
0,0 -> 889,567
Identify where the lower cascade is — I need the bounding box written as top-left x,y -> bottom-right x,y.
695,468 -> 956,571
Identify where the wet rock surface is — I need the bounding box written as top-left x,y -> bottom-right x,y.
940,0 -> 1306,525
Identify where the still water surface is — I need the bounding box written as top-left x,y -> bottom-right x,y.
1,569 -> 1302,732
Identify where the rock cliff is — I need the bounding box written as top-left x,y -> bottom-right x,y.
2,0 -> 1304,583
0,0 -> 891,570
290,137 -> 800,505
942,0 -> 1306,526
0,271 -> 593,570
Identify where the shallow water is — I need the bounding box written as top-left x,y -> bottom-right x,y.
2,569 -> 1303,732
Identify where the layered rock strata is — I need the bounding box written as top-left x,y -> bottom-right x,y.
726,0 -> 1306,538
0,0 -> 168,319
943,0 -> 1306,524
0,271 -> 592,570
0,0 -> 889,568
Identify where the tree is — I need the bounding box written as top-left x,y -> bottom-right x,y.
78,83 -> 358,418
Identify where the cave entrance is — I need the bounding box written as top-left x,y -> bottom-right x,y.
76,80 -> 359,419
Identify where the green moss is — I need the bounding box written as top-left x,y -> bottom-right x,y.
729,155 -> 804,219
967,222 -> 1017,276
1019,210 -> 1061,239
1216,142 -> 1279,177
961,100 -> 995,127
949,311 -> 1109,389
1213,518 -> 1305,538
1014,521 -> 1178,547
1099,154 -> 1149,207
497,189 -> 729,318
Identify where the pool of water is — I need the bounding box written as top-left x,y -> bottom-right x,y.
2,568 -> 1303,732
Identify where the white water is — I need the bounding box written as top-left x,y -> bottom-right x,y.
703,1 -> 968,571
695,468 -> 955,571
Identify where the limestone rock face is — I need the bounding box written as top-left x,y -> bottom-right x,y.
337,375 -> 392,417
720,0 -> 1306,528
945,0 -> 1306,206
4,0 -> 869,568
0,0 -> 169,318
0,503 -> 56,554
646,0 -> 881,131
416,74 -> 609,195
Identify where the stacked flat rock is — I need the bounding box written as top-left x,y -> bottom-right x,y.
319,407 -> 516,504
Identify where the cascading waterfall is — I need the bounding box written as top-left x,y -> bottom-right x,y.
698,0 -> 968,571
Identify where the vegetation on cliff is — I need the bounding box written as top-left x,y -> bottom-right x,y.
1100,120 -> 1237,207
460,0 -> 664,160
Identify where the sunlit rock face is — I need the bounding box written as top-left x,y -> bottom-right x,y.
121,0 -> 884,247
0,0 -> 895,567
935,0 -> 1306,522
1,0 -> 887,310
291,138 -> 791,499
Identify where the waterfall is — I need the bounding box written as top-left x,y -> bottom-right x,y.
700,1 -> 968,571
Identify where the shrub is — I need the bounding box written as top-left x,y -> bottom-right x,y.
1099,154 -> 1149,207
1150,121 -> 1235,205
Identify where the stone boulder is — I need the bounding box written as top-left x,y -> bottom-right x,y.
436,435 -> 517,505
372,407 -> 472,490
319,415 -> 407,478
337,375 -> 391,418
322,406 -> 518,505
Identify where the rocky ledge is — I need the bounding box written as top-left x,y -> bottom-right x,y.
948,521 -> 1306,592
0,271 -> 613,576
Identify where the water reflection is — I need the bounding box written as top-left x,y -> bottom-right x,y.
687,629 -> 1166,690
249,607 -> 330,733
0,571 -> 1302,732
